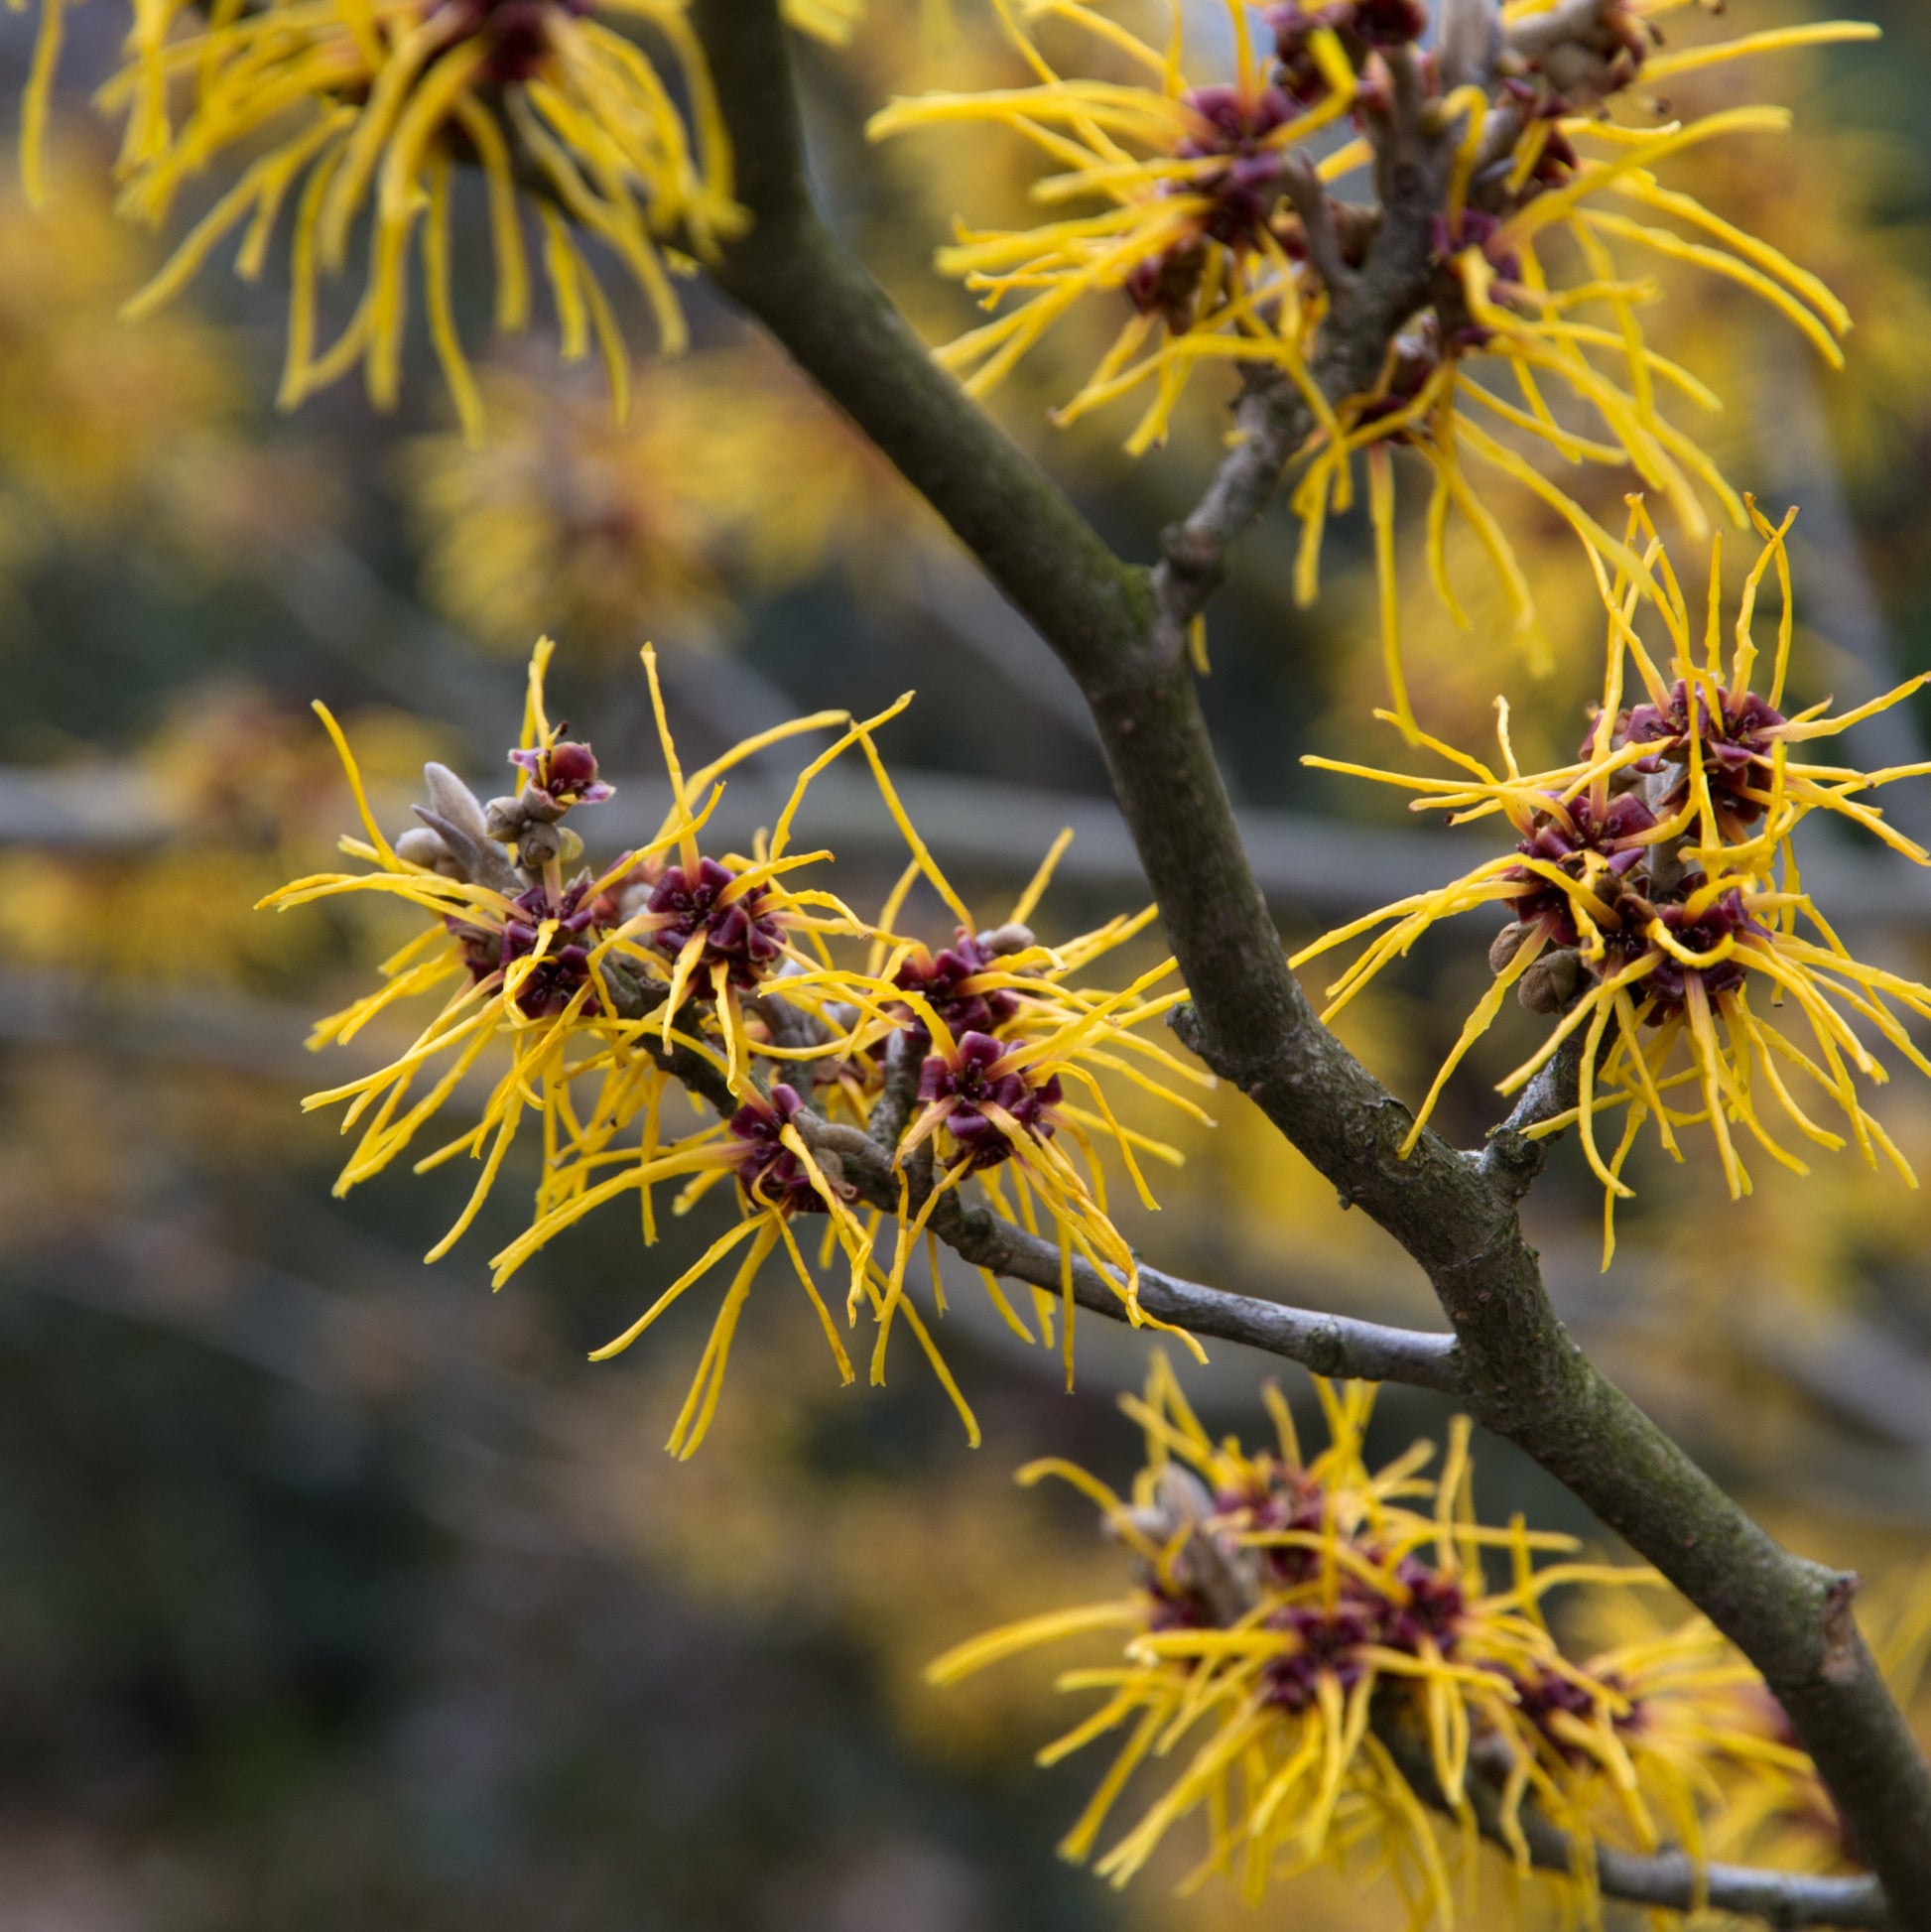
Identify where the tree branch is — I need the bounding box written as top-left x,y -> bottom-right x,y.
793,1115 -> 1463,1391
687,2 -> 1931,1919
1477,1028 -> 1585,1200
1379,1721 -> 1893,1930
1154,48 -> 1445,639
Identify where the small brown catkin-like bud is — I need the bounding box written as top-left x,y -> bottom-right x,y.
1518,949 -> 1585,1016
518,821 -> 564,869
484,795 -> 531,842
395,827 -> 451,871
976,922 -> 1037,957
1488,921 -> 1528,975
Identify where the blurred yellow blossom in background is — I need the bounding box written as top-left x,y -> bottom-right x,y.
401,348 -> 925,652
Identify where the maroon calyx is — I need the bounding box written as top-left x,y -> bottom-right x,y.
1506,790 -> 1656,946
1618,681 -> 1786,830
1506,1664 -> 1639,1764
1431,205 -> 1522,290
647,856 -> 785,992
1144,1579 -> 1215,1633
1352,316 -> 1443,434
1176,84 -> 1300,247
449,918 -> 506,983
1350,0 -> 1428,45
1380,1556 -> 1465,1652
1498,82 -> 1582,192
1216,1463 -> 1328,1586
1266,1 -> 1426,103
1593,873 -> 1767,1020
496,878 -> 601,1018
892,931 -> 1021,1047
1143,1466 -> 1472,1714
1261,1547 -> 1464,1710
1126,85 -> 1298,330
427,0 -> 592,83
507,733 -> 614,815
917,1031 -> 1061,1171
729,1084 -> 841,1216
1264,1598 -> 1382,1711
1638,884 -> 1761,1012
1124,240 -> 1212,333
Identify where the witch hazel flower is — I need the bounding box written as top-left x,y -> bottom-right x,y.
928,1358 -> 1741,1919
261,635 -> 987,1454
1297,500 -> 1931,1259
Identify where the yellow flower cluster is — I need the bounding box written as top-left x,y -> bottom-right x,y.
871,0 -> 1362,442
932,1355 -> 1792,1918
68,0 -> 740,441
0,145 -> 239,569
1299,501 -> 1931,1258
262,638 -> 1214,1452
0,684 -> 442,986
9,0 -> 908,438
400,349 -> 915,651
873,0 -> 1876,728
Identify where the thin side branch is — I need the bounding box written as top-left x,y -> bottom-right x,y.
1380,1722 -> 1892,1930
1154,45 -> 1446,640
1478,1028 -> 1586,1200
795,1116 -> 1463,1391
1280,153 -> 1354,303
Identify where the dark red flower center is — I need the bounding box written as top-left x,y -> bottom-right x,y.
1506,790 -> 1656,947
1619,681 -> 1786,829
917,1031 -> 1061,1171
431,0 -> 592,83
1266,1 -> 1426,105
892,931 -> 1021,1046
1125,86 -> 1299,329
508,733 -> 613,813
728,1084 -> 830,1215
499,879 -> 600,1018
647,856 -> 786,993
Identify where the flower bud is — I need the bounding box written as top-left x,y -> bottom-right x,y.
975,922 -> 1037,957
508,737 -> 614,816
485,794 -> 531,842
518,821 -> 565,869
1517,949 -> 1584,1015
1487,921 -> 1528,975
396,825 -> 472,880
546,741 -> 599,792
423,763 -> 492,847
396,826 -> 452,870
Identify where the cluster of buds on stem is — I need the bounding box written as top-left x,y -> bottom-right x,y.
390,721 -> 621,1018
